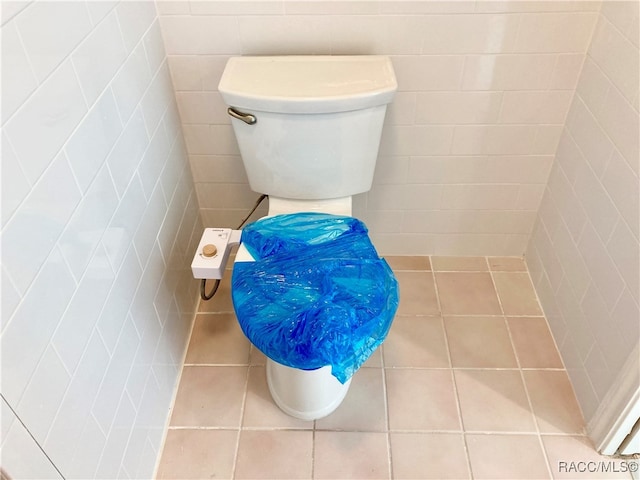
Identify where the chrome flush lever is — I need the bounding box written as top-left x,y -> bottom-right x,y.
227,107 -> 257,125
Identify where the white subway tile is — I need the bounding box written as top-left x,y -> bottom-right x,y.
95,389 -> 136,480
572,158 -> 620,243
133,187 -> 167,268
441,184 -> 520,210
415,91 -> 502,125
420,14 -> 520,54
328,15 -> 389,55
138,122 -> 171,200
200,55 -> 230,91
514,12 -> 598,53
555,132 -> 584,186
85,1 -> 117,25
532,125 -> 564,155
1,151 -> 81,294
53,244 -> 115,373
285,1 -> 377,15
92,316 -> 139,434
159,15 -> 240,54
102,175 -> 147,273
155,1 -> 190,15
65,88 -> 124,193
189,155 -> 248,183
15,1 -> 92,82
381,1 -> 475,14
106,108 -> 149,197
549,53 -> 586,90
4,60 -> 87,184
515,184 -> 546,210
379,125 -> 454,156
391,55 -> 465,91
59,165 -> 119,281
16,346 -> 70,441
96,250 -> 142,355
167,55 -> 202,91
1,22 -> 38,123
372,155 -> 409,185
0,248 -> 76,406
611,288 -> 640,356
553,221 -> 591,302
115,1 -> 158,52
69,415 -> 106,480
1,406 -> 63,480
579,224 -> 626,312
0,267 -> 21,331
143,20 -> 166,75
111,43 -> 152,124
500,91 -> 573,124
591,83 -> 639,173
238,15 -> 331,55
140,63 -> 174,136
451,125 -> 538,155
72,11 -> 127,106
602,149 -> 640,239
462,54 -> 556,91
44,331 -> 110,474
175,91 -> 224,124
1,1 -> 32,26
589,14 -> 639,105
1,133 -> 31,226
607,219 -> 640,306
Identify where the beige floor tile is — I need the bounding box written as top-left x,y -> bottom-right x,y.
466,434 -> 551,479
169,366 -> 247,427
383,316 -> 449,368
435,272 -> 502,315
542,435 -> 632,479
395,271 -> 439,315
386,255 -> 431,271
250,345 -> 267,365
363,346 -> 383,367
445,316 -> 518,368
493,272 -> 543,315
242,366 -> 313,429
390,433 -> 470,479
507,317 -> 564,368
185,313 -> 251,365
489,256 -> 527,271
234,430 -> 313,479
316,368 -> 386,431
386,369 -> 460,431
314,431 -> 390,479
198,274 -> 234,313
156,429 -> 237,479
455,370 -> 537,432
431,256 -> 488,271
523,370 -> 585,434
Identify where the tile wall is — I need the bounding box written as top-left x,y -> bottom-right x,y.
158,0 -> 601,255
1,1 -> 201,478
526,1 -> 639,425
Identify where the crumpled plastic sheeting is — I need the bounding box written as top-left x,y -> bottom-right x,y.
232,213 -> 399,383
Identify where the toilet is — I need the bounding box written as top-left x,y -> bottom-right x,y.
218,55 -> 398,420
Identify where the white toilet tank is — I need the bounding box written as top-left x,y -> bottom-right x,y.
218,56 -> 397,200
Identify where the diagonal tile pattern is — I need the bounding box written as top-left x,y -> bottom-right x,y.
157,256 -> 630,480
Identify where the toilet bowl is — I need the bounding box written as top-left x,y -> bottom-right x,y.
219,56 -> 398,419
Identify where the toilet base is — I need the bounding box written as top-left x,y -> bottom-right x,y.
266,358 -> 352,420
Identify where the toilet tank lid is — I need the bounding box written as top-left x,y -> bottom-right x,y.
218,56 -> 397,114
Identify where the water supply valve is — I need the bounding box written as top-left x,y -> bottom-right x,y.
191,228 -> 242,279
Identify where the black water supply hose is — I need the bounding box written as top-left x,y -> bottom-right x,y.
200,194 -> 268,301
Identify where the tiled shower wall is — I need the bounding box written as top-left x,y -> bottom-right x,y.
158,0 -> 601,255
1,2 -> 201,478
526,1 -> 639,425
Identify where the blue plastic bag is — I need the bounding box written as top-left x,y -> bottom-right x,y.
232,213 -> 399,383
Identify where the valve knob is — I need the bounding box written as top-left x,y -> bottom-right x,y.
202,244 -> 217,257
